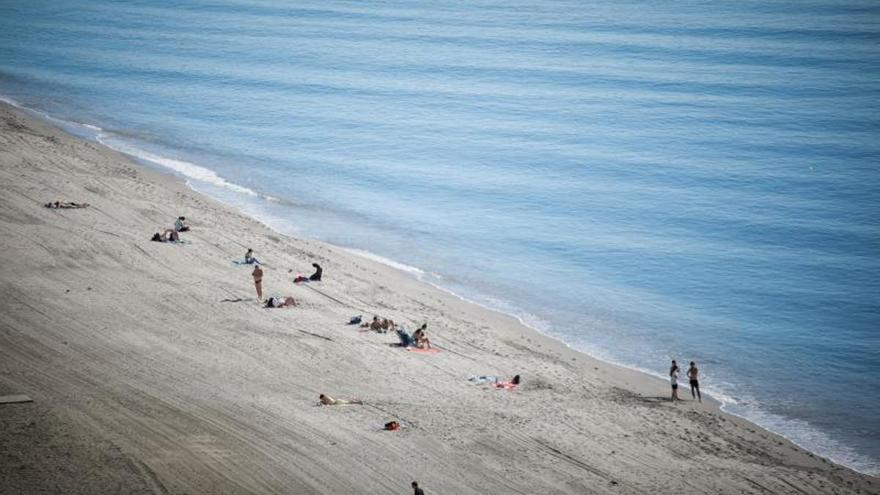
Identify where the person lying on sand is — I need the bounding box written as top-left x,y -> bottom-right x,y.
45,201 -> 90,209
174,216 -> 190,232
150,229 -> 179,242
265,296 -> 297,308
412,324 -> 432,349
319,394 -> 363,406
361,315 -> 384,332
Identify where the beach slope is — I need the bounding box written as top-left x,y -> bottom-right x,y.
0,102 -> 875,494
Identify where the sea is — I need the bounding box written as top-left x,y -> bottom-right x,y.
1,0 -> 877,475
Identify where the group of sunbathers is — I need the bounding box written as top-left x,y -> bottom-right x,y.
151,216 -> 190,243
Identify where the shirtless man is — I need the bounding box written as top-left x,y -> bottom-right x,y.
687,361 -> 701,402
252,264 -> 263,303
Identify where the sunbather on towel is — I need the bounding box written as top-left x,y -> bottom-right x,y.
265,296 -> 297,308
319,394 -> 363,406
412,324 -> 432,349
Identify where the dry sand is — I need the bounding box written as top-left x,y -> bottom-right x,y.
0,101 -> 875,494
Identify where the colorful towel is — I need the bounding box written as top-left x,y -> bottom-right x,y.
491,381 -> 518,390
406,347 -> 440,354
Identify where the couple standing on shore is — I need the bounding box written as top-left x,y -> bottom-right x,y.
670,360 -> 701,403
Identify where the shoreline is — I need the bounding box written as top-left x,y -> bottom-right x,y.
1,100 -> 876,493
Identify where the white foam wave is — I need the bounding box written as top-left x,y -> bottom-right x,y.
95,136 -> 258,197
342,248 -> 426,276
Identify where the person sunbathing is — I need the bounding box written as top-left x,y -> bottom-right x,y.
412,324 -> 432,349
361,315 -> 385,332
309,262 -> 322,281
265,296 -> 297,308
150,229 -> 179,242
174,216 -> 190,232
319,394 -> 363,406
244,248 -> 260,265
45,201 -> 90,209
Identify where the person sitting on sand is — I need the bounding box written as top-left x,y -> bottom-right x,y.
252,264 -> 263,302
412,481 -> 425,495
670,360 -> 680,402
687,361 -> 701,403
396,328 -> 413,347
174,216 -> 190,232
309,262 -> 322,281
244,248 -> 260,265
265,296 -> 297,308
150,229 -> 179,242
45,201 -> 90,209
412,324 -> 432,349
381,318 -> 395,332
318,394 -> 363,406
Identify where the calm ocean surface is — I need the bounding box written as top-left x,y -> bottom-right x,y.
1,0 -> 878,474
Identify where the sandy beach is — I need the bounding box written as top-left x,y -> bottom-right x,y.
0,101 -> 875,494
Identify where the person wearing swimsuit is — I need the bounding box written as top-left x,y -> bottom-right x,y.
252,264 -> 263,303
687,361 -> 701,402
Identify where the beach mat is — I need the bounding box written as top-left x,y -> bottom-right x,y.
406,347 -> 440,354
492,382 -> 517,390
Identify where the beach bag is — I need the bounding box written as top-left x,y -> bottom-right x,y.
151,233 -> 162,242
349,315 -> 362,325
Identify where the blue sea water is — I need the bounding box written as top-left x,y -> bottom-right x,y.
1,0 -> 878,474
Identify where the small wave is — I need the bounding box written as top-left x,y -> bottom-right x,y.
95,135 -> 258,197
342,248 -> 426,276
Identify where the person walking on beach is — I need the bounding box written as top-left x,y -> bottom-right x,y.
252,264 -> 263,303
670,360 -> 680,402
687,361 -> 701,402
412,481 -> 425,495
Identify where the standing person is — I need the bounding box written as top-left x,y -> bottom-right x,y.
687,361 -> 701,402
412,481 -> 425,495
252,264 -> 263,303
309,262 -> 322,281
670,360 -> 680,402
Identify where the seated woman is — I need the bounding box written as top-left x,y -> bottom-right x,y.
412,324 -> 432,349
265,296 -> 297,308
150,229 -> 179,242
319,394 -> 363,406
244,248 -> 260,265
174,216 -> 190,232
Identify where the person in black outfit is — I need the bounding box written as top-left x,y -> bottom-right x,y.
412,481 -> 424,495
309,263 -> 323,281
